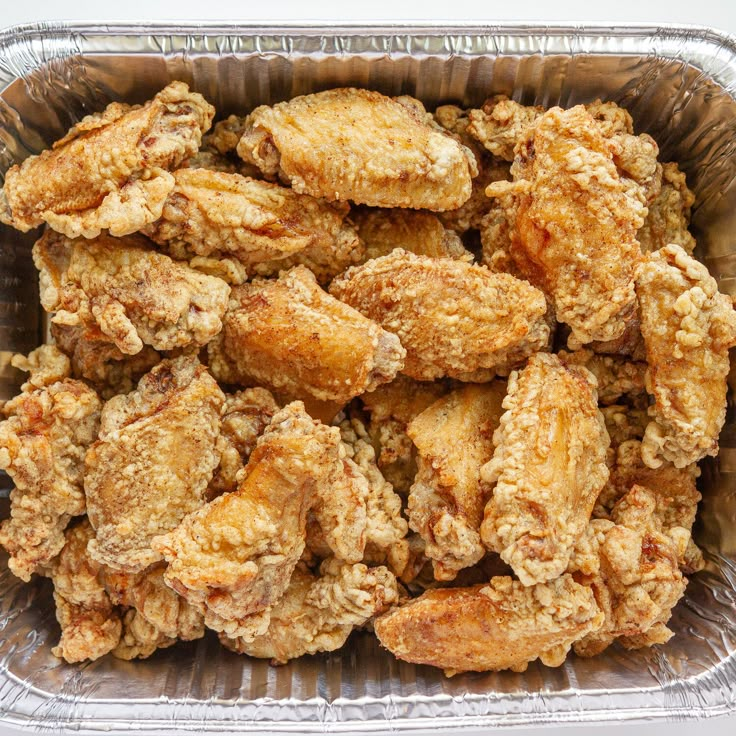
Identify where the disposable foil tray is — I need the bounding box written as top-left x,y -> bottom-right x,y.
1,21 -> 736,733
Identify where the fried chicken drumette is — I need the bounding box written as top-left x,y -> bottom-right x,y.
208,266 -> 405,404
33,230 -> 230,355
85,356 -> 224,572
0,82 -> 214,238
330,250 -> 550,381
236,88 -> 475,210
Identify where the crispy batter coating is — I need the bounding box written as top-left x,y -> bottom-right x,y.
221,559 -> 399,663
237,88 -> 475,210
638,244 -> 736,468
407,383 -> 505,581
375,574 -> 603,675
0,349 -> 101,581
85,356 -> 224,572
637,163 -> 696,254
153,403 -> 347,639
208,266 -> 405,403
143,168 -> 362,279
361,375 -> 448,493
480,353 -> 610,586
486,105 -> 644,347
51,323 -> 161,399
338,416 -> 409,571
0,82 -> 213,237
206,115 -> 248,155
209,388 -> 280,499
479,200 -> 524,277
352,207 -> 470,262
600,405 -> 649,449
330,250 -> 550,381
34,230 -> 230,356
46,520 -> 121,663
558,349 -> 646,405
570,485 -> 688,657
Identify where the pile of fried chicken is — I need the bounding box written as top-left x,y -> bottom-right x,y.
0,82 -> 733,675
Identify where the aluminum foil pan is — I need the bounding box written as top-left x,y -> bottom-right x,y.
1,21 -> 736,732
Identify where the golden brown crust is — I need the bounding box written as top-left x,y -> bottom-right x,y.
237,88 -> 475,210
330,250 -> 550,381
208,266 -> 405,403
0,82 -> 213,237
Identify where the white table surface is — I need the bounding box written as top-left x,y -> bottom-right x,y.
1,1 -> 735,734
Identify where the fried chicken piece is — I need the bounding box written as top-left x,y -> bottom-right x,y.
209,388 -> 280,498
570,485 -> 688,657
486,105 -> 644,347
0,349 -> 101,581
352,207 -> 470,262
34,230 -> 230,356
637,163 -> 696,254
480,353 -> 610,586
0,82 -> 213,238
206,115 -> 247,156
558,349 -> 646,405
45,520 -> 121,663
407,383 -> 505,581
433,105 -> 512,234
221,558 -> 399,663
153,402 -> 351,639
102,564 -> 204,658
479,200 -> 524,277
330,250 -> 550,381
85,356 -> 224,572
375,574 -> 603,675
361,375 -> 448,493
600,405 -> 649,448
236,88 -> 475,211
208,266 -> 405,403
51,323 -> 161,399
143,168 -> 362,280
637,244 -> 736,468
180,149 -> 241,174
338,416 -> 409,571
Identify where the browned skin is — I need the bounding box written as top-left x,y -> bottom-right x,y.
407,383 -> 506,581
637,244 -> 736,468
0,348 -> 101,581
208,266 -> 405,404
375,574 -> 603,674
85,356 -> 224,573
237,88 -> 475,210
486,105 -> 645,348
330,250 -> 550,381
0,82 -> 214,237
34,230 -> 230,356
143,168 -> 362,282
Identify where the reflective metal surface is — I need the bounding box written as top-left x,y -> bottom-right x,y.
1,21 -> 736,733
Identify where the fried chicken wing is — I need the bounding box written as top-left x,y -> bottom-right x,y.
637,244 -> 736,468
407,383 -> 505,581
143,168 -> 362,281
0,82 -> 213,238
329,250 -> 550,381
361,375 -> 448,493
352,207 -> 470,262
236,88 -> 475,210
480,353 -> 610,586
486,105 -> 644,347
208,266 -> 405,403
637,163 -> 696,254
153,402 -> 348,639
221,558 -> 399,663
34,230 -> 230,355
558,349 -> 646,405
45,520 -> 121,663
375,574 -> 603,674
0,348 -> 101,581
570,485 -> 688,656
85,356 -> 224,572
51,323 -> 161,399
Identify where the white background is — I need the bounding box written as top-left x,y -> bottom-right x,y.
0,1 -> 735,735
